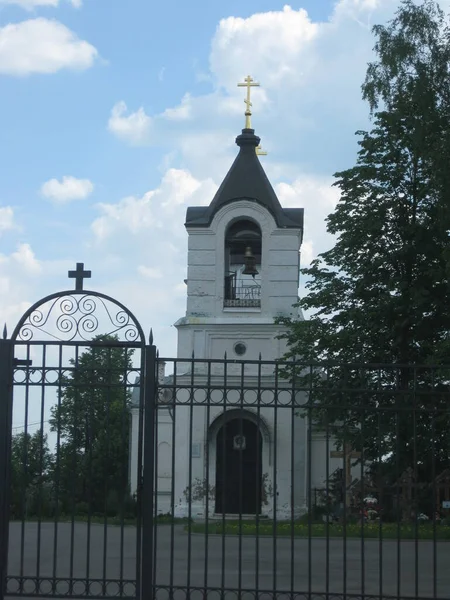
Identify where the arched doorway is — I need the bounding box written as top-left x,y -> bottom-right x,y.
215,417 -> 262,514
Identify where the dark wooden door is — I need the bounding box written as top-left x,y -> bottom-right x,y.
215,418 -> 262,514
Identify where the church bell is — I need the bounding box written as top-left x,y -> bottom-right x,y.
242,246 -> 259,277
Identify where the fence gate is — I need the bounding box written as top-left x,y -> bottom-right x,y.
0,264 -> 156,600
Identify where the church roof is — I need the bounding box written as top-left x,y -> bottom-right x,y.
185,128 -> 304,230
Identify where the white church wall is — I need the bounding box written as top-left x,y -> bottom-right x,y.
267,230 -> 301,317
175,322 -> 291,363
187,229 -> 216,251
131,177 -> 307,519
154,410 -> 174,515
170,381 -> 309,520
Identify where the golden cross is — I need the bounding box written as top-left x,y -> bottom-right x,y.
237,75 -> 260,129
256,145 -> 267,156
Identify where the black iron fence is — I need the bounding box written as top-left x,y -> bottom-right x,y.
149,357 -> 450,600
0,268 -> 155,600
1,267 -> 450,600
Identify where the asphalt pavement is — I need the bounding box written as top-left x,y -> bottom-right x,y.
6,522 -> 450,599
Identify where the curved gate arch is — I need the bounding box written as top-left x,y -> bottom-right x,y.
0,264 -> 155,600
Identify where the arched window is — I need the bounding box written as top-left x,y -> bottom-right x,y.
224,219 -> 262,308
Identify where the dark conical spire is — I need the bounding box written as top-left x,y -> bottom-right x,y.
185,127 -> 303,230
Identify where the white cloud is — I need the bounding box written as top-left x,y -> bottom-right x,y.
0,18 -> 97,76
40,176 -> 94,203
0,0 -> 58,7
163,93 -> 193,121
92,192 -> 156,241
138,266 -> 163,279
276,175 -> 340,266
0,206 -> 15,234
88,167 -> 217,354
108,101 -> 152,146
0,0 -> 83,8
92,168 -> 216,242
210,6 -> 319,91
11,243 -> 41,274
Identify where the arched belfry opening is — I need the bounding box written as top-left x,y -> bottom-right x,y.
224,219 -> 262,308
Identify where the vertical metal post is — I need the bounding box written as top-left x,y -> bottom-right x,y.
0,337 -> 14,600
140,342 -> 157,600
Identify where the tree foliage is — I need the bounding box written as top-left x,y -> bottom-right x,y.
49,335 -> 135,516
278,0 -> 450,492
9,429 -> 53,519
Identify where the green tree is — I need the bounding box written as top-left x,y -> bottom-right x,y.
10,429 -> 53,519
278,0 -> 450,498
49,335 -> 134,517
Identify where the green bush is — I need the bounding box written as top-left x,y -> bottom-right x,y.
106,490 -> 119,517
75,502 -> 90,516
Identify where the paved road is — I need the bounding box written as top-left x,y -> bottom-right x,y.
6,522 -> 450,599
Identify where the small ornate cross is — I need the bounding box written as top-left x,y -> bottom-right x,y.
68,262 -> 91,291
237,75 -> 260,129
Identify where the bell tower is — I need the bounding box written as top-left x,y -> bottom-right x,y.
175,76 -> 304,361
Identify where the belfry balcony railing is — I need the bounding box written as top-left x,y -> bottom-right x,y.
224,273 -> 261,308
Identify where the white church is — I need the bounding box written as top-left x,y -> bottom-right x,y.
129,77 -> 358,519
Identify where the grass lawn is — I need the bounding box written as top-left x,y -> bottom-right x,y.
186,520 -> 450,540
12,514 -> 191,526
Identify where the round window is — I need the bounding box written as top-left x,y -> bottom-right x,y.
234,342 -> 247,356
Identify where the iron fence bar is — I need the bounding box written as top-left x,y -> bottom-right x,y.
272,362 -> 279,594
432,418 -> 438,599
360,398 -> 366,598
85,344 -> 94,595
325,364 -> 330,598
237,361 -> 244,600
35,343 -> 47,586
101,347 -> 112,596
186,353 -> 194,594
255,354 -> 262,597
159,357 -> 447,369
431,367 -> 437,600
19,344 -> 31,592
68,344 -> 80,596
203,359 -> 212,594
13,341 -> 144,349
0,337 -> 14,600
220,354 -> 228,600
157,395 -> 447,411
141,343 -> 157,600
119,346 -> 128,590
289,358 -> 296,600
135,348 -> 146,600
377,391 -> 384,600
307,364 -> 313,600
152,353 -> 159,597
413,366 -> 419,599
52,343 -> 63,595
395,370 -> 401,600
343,418 -> 348,600
169,359 -> 177,597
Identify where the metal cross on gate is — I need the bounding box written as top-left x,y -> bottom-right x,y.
68,262 -> 91,291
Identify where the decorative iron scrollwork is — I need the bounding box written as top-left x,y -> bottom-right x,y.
13,293 -> 144,344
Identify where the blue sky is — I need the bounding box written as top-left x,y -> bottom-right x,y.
0,0 -> 439,355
